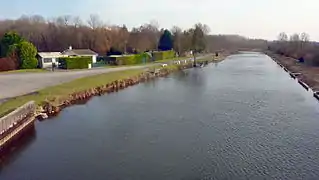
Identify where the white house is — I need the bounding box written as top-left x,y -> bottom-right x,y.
62,46 -> 98,63
37,52 -> 66,68
37,46 -> 98,68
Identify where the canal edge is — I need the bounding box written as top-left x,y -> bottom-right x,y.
267,52 -> 319,102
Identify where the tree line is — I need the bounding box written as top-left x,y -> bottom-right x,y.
268,32 -> 319,66
0,15 -> 267,70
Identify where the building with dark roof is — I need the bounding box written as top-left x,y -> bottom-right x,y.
37,46 -> 98,68
62,46 -> 98,63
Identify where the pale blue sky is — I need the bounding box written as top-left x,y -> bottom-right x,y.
1,0 -> 319,40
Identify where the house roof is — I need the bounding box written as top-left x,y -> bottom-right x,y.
62,49 -> 97,56
38,52 -> 65,58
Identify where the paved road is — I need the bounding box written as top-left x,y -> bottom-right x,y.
0,56 -> 211,101
0,65 -> 153,101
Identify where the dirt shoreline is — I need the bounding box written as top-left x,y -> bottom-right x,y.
266,52 -> 319,92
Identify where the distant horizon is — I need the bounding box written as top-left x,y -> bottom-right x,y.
1,0 -> 318,41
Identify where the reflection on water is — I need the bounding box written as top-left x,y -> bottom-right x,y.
0,125 -> 36,169
144,78 -> 157,88
1,53 -> 319,180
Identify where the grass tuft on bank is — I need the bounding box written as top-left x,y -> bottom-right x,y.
0,69 -> 144,117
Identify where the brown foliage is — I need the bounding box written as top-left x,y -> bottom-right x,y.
0,56 -> 19,71
0,16 -> 161,54
0,15 -> 267,55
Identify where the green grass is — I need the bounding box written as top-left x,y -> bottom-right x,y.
0,69 -> 48,74
0,69 -> 144,117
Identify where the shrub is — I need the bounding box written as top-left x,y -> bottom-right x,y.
19,41 -> 38,69
21,57 -> 38,69
59,57 -> 93,69
152,50 -> 175,61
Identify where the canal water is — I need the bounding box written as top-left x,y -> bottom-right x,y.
1,52 -> 319,180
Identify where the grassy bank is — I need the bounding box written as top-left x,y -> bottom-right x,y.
0,69 -> 145,117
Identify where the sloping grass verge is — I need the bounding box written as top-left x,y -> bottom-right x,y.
0,69 -> 144,117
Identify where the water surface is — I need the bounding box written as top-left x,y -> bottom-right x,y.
1,52 -> 319,180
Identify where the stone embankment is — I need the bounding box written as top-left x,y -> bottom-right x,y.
37,63 -> 194,119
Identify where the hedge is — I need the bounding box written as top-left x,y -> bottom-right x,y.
59,57 -> 92,69
153,50 -> 175,61
114,53 -> 151,65
111,51 -> 175,65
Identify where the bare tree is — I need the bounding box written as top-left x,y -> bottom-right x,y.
149,20 -> 159,30
300,32 -> 309,42
200,23 -> 211,34
29,15 -> 46,24
53,16 -> 71,26
171,26 -> 182,54
72,16 -> 83,28
0,15 -> 268,58
278,32 -> 288,41
290,33 -> 300,42
87,14 -> 103,29
299,32 -> 310,53
63,15 -> 72,26
192,23 -> 209,53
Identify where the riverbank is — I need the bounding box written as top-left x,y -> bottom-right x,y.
0,56 -> 212,102
38,63 -> 195,119
3,52 -> 319,180
0,53 -> 227,119
0,69 -> 143,117
266,52 -> 319,92
0,63 -> 192,119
